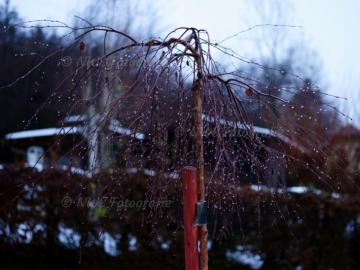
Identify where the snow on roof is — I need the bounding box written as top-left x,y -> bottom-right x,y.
6,114 -> 301,152
109,119 -> 145,140
64,114 -> 86,123
202,114 -> 306,152
5,126 -> 81,140
5,120 -> 145,141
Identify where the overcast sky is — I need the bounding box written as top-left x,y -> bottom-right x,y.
10,0 -> 360,123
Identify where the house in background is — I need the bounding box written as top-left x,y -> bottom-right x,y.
2,125 -> 86,170
0,112 -> 316,192
0,114 -> 310,187
0,115 -> 144,174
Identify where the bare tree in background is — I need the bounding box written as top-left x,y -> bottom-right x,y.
71,0 -> 160,170
239,0 -> 322,81
78,0 -> 159,42
234,0 -> 341,153
244,0 -> 297,66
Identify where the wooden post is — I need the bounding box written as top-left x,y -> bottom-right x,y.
193,33 -> 208,270
182,166 -> 199,270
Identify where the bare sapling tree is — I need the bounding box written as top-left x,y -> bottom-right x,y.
2,20 -> 348,269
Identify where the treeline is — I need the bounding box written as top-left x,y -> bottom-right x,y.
0,4 -> 76,136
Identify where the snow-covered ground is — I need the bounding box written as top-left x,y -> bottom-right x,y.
226,245 -> 263,269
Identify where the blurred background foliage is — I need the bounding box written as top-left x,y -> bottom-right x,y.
0,168 -> 359,269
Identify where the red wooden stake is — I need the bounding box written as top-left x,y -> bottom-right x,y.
182,166 -> 199,270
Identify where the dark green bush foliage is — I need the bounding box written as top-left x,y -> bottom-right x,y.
0,168 -> 359,269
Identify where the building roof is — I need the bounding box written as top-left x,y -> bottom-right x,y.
5,115 -> 304,151
5,126 -> 81,140
5,120 -> 145,141
202,114 -> 306,152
